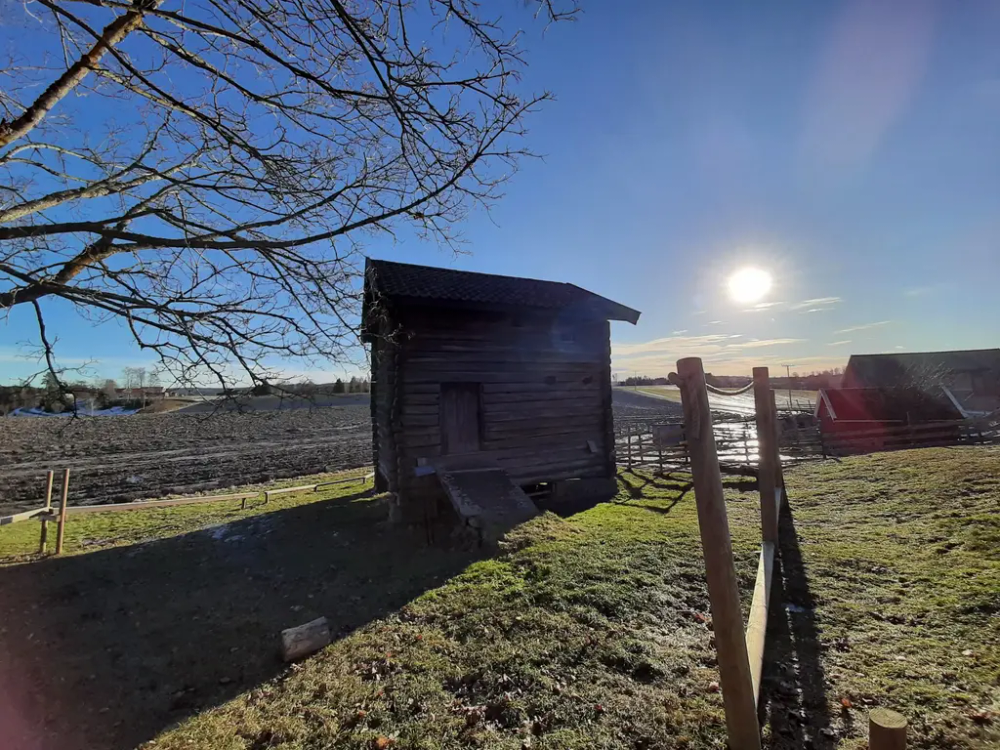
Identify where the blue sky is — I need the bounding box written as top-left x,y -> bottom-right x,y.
3,0 -> 999,383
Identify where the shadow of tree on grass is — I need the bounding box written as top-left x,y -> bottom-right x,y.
0,491 -> 482,750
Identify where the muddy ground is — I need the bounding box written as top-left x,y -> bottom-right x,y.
0,406 -> 371,514
1,391 -> 684,515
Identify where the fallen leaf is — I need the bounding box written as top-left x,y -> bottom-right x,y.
707,681 -> 720,693
372,737 -> 395,750
840,697 -> 853,709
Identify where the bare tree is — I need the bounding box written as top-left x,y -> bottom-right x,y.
122,367 -> 136,399
148,369 -> 162,398
134,366 -> 147,406
0,0 -> 576,390
102,378 -> 118,404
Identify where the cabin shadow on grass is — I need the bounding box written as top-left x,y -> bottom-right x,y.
0,492 -> 484,750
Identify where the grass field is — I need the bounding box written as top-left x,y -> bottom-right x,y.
1,449 -> 997,749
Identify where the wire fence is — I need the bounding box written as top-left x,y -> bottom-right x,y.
615,409 -> 1000,475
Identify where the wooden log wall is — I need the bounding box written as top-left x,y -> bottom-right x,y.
371,333 -> 399,490
393,308 -> 612,497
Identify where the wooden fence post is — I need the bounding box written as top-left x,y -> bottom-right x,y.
677,357 -> 761,750
753,368 -> 778,544
626,423 -> 633,470
39,470 -> 54,554
869,708 -> 907,750
56,468 -> 70,555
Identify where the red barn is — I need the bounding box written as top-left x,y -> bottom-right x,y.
815,387 -> 964,454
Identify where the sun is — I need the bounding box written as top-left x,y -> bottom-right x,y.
727,267 -> 773,304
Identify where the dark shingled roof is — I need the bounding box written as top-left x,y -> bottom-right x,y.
817,387 -> 963,423
844,349 -> 1000,389
363,259 -> 641,324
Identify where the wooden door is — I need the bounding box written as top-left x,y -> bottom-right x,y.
441,383 -> 481,455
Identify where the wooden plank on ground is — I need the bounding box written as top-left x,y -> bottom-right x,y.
264,484 -> 317,502
0,506 -> 51,526
745,541 -> 775,706
314,472 -> 375,490
66,491 -> 261,514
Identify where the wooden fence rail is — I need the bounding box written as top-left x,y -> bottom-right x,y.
676,359 -> 907,748
0,470 -> 375,556
781,416 -> 1000,459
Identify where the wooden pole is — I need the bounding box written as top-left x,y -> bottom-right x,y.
677,357 -> 761,750
869,708 -> 907,750
626,423 -> 633,470
55,468 -> 70,555
753,368 -> 778,544
770,391 -> 784,498
39,470 -> 54,554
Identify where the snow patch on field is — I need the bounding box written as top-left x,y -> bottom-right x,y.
9,406 -> 140,417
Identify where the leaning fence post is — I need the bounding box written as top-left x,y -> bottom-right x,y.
869,708 -> 907,750
55,468 -> 70,555
677,357 -> 761,750
39,470 -> 55,554
753,368 -> 778,544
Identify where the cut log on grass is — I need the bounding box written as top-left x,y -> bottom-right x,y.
869,707 -> 907,750
280,617 -> 331,662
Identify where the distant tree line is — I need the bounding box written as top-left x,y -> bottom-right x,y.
250,377 -> 371,397
618,376 -> 671,387
0,369 -> 168,415
614,368 -> 846,392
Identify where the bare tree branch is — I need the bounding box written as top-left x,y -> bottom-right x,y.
1,0 -> 578,388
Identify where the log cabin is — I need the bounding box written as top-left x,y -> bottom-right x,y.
362,259 -> 640,526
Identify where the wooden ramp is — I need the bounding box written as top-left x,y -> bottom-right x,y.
435,459 -> 537,536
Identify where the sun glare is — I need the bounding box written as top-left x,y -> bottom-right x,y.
727,267 -> 773,304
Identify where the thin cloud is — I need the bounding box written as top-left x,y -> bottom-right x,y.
789,296 -> 842,311
612,334 -> 736,358
903,285 -> 939,297
739,338 -> 805,349
745,297 -> 841,314
612,352 -> 847,378
827,340 -> 851,347
611,335 -> 811,378
834,320 -> 891,334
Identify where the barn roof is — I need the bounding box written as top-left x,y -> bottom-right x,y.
816,387 -> 964,423
363,259 -> 641,324
844,349 -> 1000,387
